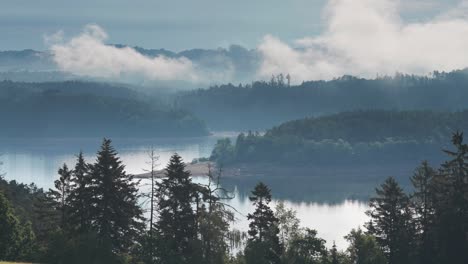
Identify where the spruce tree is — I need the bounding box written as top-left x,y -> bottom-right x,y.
89,138 -> 144,253
366,177 -> 415,264
67,152 -> 92,233
154,153 -> 201,264
410,161 -> 437,264
432,132 -> 468,264
245,182 -> 282,264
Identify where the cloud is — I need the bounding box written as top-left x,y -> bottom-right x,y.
257,0 -> 468,83
49,24 -> 200,83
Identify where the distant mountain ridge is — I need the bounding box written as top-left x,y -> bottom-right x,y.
0,45 -> 260,83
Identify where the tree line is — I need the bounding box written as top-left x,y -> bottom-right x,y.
0,80 -> 208,137
177,70 -> 468,130
209,110 -> 468,166
1,132 -> 468,263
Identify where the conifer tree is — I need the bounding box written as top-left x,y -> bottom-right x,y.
244,182 -> 282,264
89,138 -> 144,253
410,161 -> 437,264
366,177 -> 415,264
154,153 -> 201,264
49,164 -> 72,228
67,152 -> 92,233
432,132 -> 468,264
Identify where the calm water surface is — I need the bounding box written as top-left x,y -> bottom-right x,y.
0,134 -> 369,249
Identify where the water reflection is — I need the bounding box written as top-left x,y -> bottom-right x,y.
0,136 -> 223,187
0,135 -> 385,249
139,176 -> 369,250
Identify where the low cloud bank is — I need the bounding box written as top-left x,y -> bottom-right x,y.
49,24 -> 200,83
258,0 -> 468,83
48,1 -> 468,85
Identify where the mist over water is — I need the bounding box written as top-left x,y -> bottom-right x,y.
0,135 -> 368,249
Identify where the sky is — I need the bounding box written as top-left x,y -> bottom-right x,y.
3,0 -> 468,83
0,0 -> 461,51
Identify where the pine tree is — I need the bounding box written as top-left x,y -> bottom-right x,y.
89,138 -> 144,253
245,182 -> 282,264
154,153 -> 201,264
366,177 -> 415,264
67,152 -> 92,233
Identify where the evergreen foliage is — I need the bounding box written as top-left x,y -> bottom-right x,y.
2,132 -> 468,263
431,132 -> 468,263
245,182 -> 282,264
49,164 -> 72,228
153,154 -> 201,264
67,152 -> 92,233
410,161 -> 437,264
89,138 -> 144,253
366,177 -> 415,264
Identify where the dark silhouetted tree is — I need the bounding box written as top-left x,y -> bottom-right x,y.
49,164 -> 72,228
67,152 -> 92,233
366,177 -> 415,264
432,132 -> 468,264
89,138 -> 144,254
410,161 -> 437,264
244,182 -> 282,264
154,153 -> 201,264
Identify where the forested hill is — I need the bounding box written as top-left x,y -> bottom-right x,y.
0,81 -> 208,137
267,110 -> 468,143
178,70 -> 468,130
210,110 -> 468,166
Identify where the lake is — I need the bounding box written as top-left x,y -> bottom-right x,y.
0,134 -> 375,249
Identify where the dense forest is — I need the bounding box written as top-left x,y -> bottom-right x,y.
178,70 -> 468,130
4,69 -> 468,136
1,133 -> 468,263
0,81 -> 208,137
209,110 -> 468,166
